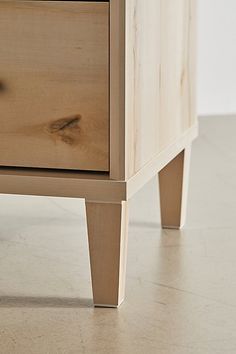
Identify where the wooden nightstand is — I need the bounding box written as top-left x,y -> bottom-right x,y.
0,0 -> 198,307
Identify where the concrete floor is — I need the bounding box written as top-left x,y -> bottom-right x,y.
0,116 -> 236,353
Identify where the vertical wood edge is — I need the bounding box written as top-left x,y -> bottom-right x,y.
179,145 -> 192,228
118,201 -> 129,303
190,0 -> 198,127
109,0 -> 126,180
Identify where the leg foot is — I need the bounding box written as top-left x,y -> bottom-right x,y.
158,147 -> 191,229
85,201 -> 129,307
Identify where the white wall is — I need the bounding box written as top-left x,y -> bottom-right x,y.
198,0 -> 236,116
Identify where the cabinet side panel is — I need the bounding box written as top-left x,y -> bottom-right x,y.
125,0 -> 197,178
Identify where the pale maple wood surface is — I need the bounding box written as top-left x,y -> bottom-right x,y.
110,0 -> 197,180
110,0 -> 126,180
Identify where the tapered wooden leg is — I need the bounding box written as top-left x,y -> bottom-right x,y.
85,201 -> 129,307
158,146 -> 191,229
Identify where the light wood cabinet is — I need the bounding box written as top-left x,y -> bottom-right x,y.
0,0 -> 198,307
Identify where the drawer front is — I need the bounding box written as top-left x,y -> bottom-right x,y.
0,1 -> 109,171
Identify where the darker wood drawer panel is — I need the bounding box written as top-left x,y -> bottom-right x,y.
0,1 -> 109,171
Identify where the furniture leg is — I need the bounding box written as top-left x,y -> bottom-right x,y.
85,200 -> 129,307
158,147 -> 191,229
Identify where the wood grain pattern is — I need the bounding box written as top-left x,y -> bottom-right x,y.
127,123 -> 197,200
0,1 -> 109,171
86,201 -> 129,307
110,0 -> 197,180
0,123 -> 196,204
126,0 -> 196,178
